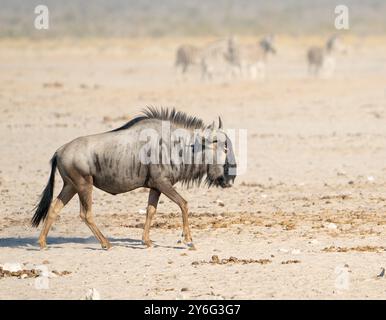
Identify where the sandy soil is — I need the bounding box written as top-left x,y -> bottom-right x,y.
0,36 -> 386,299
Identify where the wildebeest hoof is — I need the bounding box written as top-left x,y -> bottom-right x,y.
185,242 -> 196,250
38,240 -> 47,250
143,240 -> 153,248
101,242 -> 112,250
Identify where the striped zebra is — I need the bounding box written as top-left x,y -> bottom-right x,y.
225,35 -> 277,80
175,38 -> 231,79
307,34 -> 347,77
175,44 -> 201,74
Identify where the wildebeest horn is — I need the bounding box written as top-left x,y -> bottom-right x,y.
207,121 -> 215,130
218,117 -> 223,129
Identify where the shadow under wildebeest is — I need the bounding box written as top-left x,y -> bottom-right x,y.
0,236 -> 186,250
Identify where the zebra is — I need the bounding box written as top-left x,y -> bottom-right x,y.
199,37 -> 240,81
307,34 -> 347,77
175,38 -> 231,79
175,44 -> 201,74
225,35 -> 277,80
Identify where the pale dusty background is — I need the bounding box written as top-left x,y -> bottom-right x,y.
0,35 -> 386,299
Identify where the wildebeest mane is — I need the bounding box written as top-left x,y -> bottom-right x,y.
112,107 -> 206,132
110,116 -> 148,132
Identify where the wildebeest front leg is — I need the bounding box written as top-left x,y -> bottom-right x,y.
142,188 -> 161,247
158,184 -> 195,250
78,179 -> 111,250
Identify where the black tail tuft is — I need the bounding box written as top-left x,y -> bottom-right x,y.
31,154 -> 57,227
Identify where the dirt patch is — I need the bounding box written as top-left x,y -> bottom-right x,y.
0,267 -> 39,279
281,260 -> 301,264
192,255 -> 272,266
322,246 -> 385,253
0,267 -> 72,279
43,81 -> 63,88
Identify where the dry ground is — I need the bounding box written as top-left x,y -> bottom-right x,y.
0,36 -> 386,299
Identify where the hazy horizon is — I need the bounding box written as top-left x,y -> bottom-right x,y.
0,0 -> 385,38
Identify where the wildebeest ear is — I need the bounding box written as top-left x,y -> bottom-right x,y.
218,116 -> 223,129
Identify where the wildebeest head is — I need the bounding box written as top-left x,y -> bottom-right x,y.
202,117 -> 237,188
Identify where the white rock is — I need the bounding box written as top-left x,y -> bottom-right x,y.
291,249 -> 301,255
261,194 -> 267,199
367,176 -> 375,182
138,209 -> 147,215
85,288 -> 101,300
2,263 -> 23,272
215,199 -> 225,207
279,248 -> 289,253
327,223 -> 338,230
309,239 -> 319,245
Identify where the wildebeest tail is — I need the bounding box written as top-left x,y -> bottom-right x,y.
31,154 -> 57,227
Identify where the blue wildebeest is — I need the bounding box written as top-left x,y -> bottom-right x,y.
32,108 -> 237,250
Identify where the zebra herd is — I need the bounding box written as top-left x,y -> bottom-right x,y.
175,34 -> 347,80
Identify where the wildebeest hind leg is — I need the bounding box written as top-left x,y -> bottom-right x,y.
39,183 -> 76,249
78,179 -> 111,250
158,184 -> 196,250
142,188 -> 161,247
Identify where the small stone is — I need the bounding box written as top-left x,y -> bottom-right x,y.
327,223 -> 338,230
215,199 -> 225,207
377,268 -> 385,278
211,255 -> 220,264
